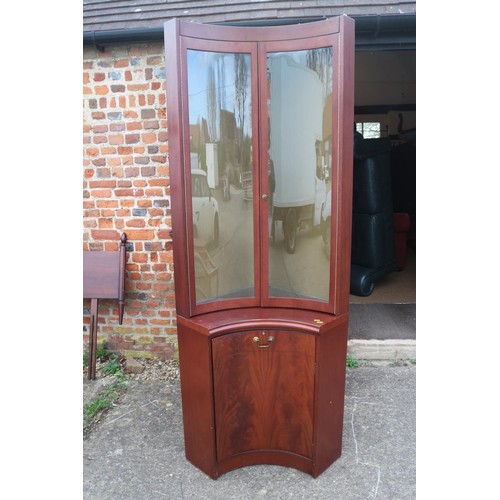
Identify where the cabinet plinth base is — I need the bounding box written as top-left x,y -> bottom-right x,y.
177,308 -> 349,479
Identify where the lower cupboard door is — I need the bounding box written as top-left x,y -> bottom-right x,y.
212,330 -> 316,462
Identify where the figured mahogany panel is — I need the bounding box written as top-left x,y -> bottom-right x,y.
212,330 -> 315,462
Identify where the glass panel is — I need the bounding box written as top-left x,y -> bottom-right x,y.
187,50 -> 254,304
267,48 -> 333,301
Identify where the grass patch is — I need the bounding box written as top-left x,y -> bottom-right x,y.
84,397 -> 112,423
96,343 -> 109,361
83,341 -> 115,370
83,344 -> 129,436
83,373 -> 128,435
346,355 -> 359,368
102,354 -> 122,375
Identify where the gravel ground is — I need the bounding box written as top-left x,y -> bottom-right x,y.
83,355 -> 413,438
127,358 -> 180,382
83,356 -> 180,383
83,356 -> 411,386
83,357 -> 180,438
84,355 -> 413,383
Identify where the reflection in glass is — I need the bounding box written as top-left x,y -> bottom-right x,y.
267,48 -> 333,301
187,50 -> 254,304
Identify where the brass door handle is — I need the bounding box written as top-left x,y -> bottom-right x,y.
253,335 -> 274,348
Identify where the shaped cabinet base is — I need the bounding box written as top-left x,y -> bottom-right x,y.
177,308 -> 349,479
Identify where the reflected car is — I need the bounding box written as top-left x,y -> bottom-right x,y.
191,169 -> 219,248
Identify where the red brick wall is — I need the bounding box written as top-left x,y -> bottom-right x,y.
83,42 -> 176,360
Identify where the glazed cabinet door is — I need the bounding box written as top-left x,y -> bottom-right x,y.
212,330 -> 315,462
180,39 -> 261,314
165,17 -> 354,318
260,40 -> 338,314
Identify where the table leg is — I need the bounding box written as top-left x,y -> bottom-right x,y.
88,298 -> 99,380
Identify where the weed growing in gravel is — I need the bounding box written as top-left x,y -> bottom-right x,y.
83,345 -> 129,435
346,355 -> 359,368
96,343 -> 109,361
83,373 -> 129,434
84,397 -> 112,424
83,342 -> 115,370
102,354 -> 122,375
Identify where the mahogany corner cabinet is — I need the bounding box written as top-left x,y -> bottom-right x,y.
164,16 -> 355,479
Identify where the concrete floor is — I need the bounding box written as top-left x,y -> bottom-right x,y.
84,364 -> 416,499
349,304 -> 416,341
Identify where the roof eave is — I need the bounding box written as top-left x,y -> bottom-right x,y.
83,14 -> 416,52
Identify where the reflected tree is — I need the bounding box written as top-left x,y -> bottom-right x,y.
306,48 -> 332,98
206,65 -> 218,143
235,54 -> 249,172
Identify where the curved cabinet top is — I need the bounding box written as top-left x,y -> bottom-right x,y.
174,17 -> 342,42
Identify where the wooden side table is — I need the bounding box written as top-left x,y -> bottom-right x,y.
83,233 -> 127,380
